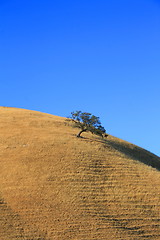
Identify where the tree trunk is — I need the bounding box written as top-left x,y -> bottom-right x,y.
77,129 -> 87,138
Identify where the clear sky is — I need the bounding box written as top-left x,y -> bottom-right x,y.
0,0 -> 160,156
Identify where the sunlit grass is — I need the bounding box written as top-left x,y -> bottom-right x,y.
0,107 -> 160,239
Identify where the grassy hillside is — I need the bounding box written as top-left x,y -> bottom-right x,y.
0,107 -> 160,240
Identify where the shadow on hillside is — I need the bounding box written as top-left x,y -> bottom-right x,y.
75,135 -> 160,171
77,136 -> 105,144
104,139 -> 160,171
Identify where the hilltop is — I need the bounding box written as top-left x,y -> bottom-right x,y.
0,107 -> 160,239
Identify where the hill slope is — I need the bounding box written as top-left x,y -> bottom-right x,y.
0,107 -> 160,240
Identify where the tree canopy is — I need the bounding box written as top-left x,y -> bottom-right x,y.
67,111 -> 107,138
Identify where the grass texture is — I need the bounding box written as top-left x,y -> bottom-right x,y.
0,107 -> 160,239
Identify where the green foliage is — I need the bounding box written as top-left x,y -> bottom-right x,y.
68,111 -> 107,138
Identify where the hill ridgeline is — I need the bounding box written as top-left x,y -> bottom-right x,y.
0,107 -> 160,240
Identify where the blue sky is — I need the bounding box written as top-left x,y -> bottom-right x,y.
0,0 -> 160,156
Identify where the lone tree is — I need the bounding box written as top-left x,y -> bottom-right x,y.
67,111 -> 107,138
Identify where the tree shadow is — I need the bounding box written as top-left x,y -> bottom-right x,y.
76,135 -> 105,144
104,139 -> 160,171
74,134 -> 160,171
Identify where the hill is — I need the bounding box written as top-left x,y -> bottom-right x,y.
0,107 -> 160,239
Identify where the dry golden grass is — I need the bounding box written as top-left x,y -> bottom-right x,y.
0,107 -> 160,239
